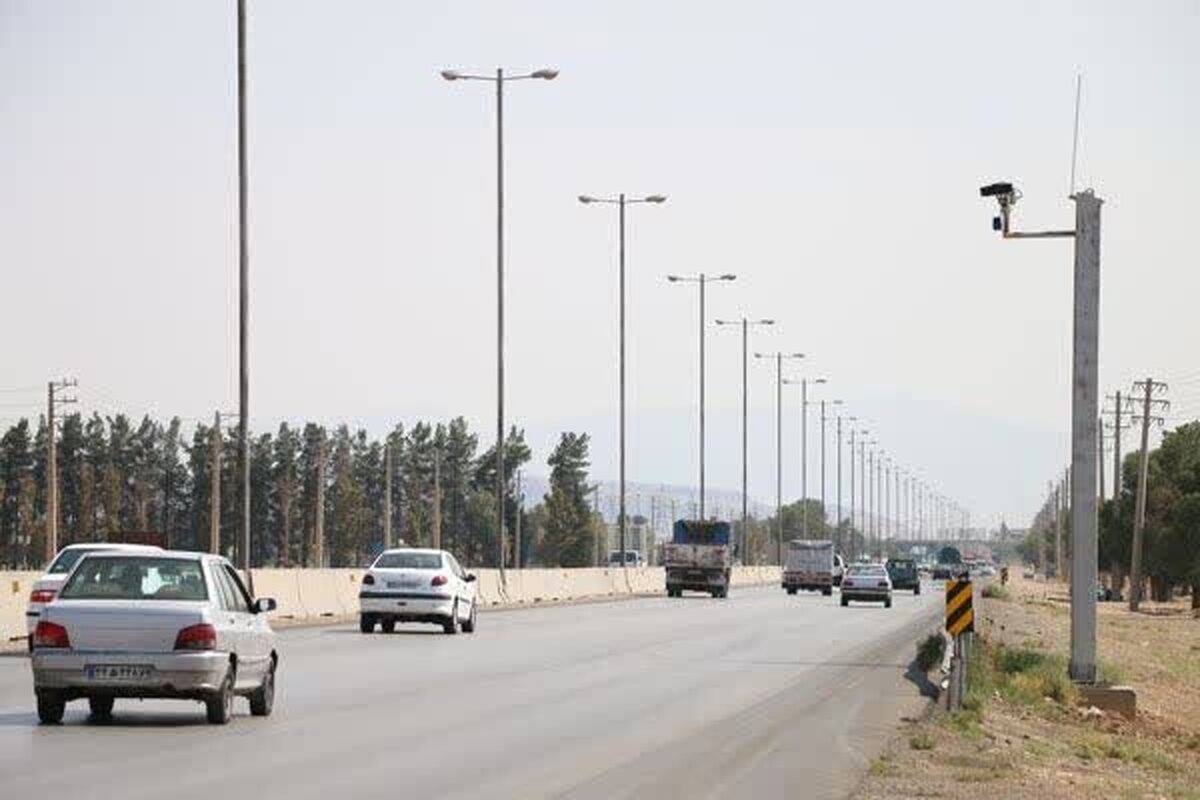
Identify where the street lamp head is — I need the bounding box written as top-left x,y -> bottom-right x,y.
719,274 -> 737,281
531,68 -> 559,80
578,195 -> 596,204
666,275 -> 680,283
644,194 -> 667,204
759,319 -> 776,325
440,69 -> 462,81
813,377 -> 828,384
831,399 -> 844,405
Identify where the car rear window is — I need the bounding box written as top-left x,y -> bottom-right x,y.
374,552 -> 443,570
47,547 -> 104,575
59,557 -> 208,601
848,566 -> 886,577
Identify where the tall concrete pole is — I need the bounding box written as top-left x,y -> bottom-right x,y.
236,0 -> 251,571
1112,390 -> 1122,509
801,380 -> 808,538
835,415 -> 843,542
775,353 -> 783,563
848,427 -> 856,560
383,444 -> 393,549
313,435 -> 326,567
1068,191 -> 1101,683
618,194 -> 626,569
495,68 -> 507,576
211,413 -> 222,555
867,447 -> 874,557
699,276 -> 706,519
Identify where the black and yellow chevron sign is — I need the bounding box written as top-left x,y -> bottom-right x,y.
944,579 -> 974,636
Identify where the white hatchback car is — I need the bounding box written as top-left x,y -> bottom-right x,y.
26,543 -> 162,650
31,551 -> 277,725
358,548 -> 478,635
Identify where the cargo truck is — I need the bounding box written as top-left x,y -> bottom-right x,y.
782,540 -> 838,595
664,520 -> 732,598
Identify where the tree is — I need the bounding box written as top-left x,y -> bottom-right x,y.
538,433 -> 598,567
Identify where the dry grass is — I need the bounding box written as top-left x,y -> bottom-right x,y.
856,572 -> 1200,799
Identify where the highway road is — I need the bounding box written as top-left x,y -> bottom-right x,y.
0,585 -> 941,799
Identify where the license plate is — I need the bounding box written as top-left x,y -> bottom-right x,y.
86,664 -> 155,682
387,581 -> 419,589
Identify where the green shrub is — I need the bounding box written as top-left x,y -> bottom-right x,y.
982,583 -> 1010,601
909,732 -> 935,751
917,633 -> 947,672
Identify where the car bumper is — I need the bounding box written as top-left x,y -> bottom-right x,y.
26,605 -> 43,635
842,589 -> 891,602
782,573 -> 832,589
665,569 -> 727,590
31,650 -> 229,697
359,592 -> 455,618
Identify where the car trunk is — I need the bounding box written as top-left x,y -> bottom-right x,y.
44,600 -> 207,653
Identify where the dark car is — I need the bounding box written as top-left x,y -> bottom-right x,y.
887,559 -> 921,594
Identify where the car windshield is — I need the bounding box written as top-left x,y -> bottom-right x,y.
47,547 -> 105,575
59,556 -> 208,601
375,552 -> 443,570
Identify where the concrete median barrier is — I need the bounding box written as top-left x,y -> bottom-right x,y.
250,569 -> 307,622
1,572 -> 41,647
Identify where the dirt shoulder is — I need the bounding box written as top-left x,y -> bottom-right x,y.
856,571 -> 1200,799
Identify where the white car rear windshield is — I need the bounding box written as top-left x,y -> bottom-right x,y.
47,547 -> 108,575
847,566 -> 886,577
59,557 -> 208,601
375,552 -> 443,570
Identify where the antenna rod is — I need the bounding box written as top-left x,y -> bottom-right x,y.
1070,74 -> 1082,196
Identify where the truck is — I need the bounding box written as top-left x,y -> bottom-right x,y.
782,540 -> 838,595
664,520 -> 732,598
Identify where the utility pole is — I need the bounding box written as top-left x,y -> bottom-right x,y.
836,414 -> 844,550
211,413 -> 222,555
867,447 -> 875,557
848,426 -> 857,561
383,444 -> 393,549
1098,418 -> 1106,504
1105,391 -> 1127,511
758,352 -> 802,563
432,446 -> 443,551
1129,378 -> 1168,611
514,468 -> 523,568
235,0 -> 252,573
313,434 -> 326,568
45,378 -> 77,563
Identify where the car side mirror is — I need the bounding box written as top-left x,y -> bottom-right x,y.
464,574 -> 477,583
254,597 -> 277,614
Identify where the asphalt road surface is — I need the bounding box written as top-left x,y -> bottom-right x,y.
0,584 -> 941,799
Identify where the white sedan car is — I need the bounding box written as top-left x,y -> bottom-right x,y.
358,548 -> 478,635
26,543 -> 162,650
840,563 -> 893,608
31,551 -> 277,725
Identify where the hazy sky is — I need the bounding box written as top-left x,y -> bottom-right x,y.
3,1 -> 1199,528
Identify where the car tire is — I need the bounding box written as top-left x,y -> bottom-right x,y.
884,597 -> 893,609
822,587 -> 832,597
840,596 -> 849,607
249,659 -> 275,718
37,691 -> 66,725
914,585 -> 921,595
462,602 -> 477,634
88,696 -> 115,721
443,602 -> 460,635
27,635 -> 33,654
206,667 -> 235,725
380,619 -> 396,634
786,587 -> 797,595
359,614 -> 376,634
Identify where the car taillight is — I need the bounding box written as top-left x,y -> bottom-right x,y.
33,621 -> 70,649
878,581 -> 889,588
842,580 -> 854,588
29,589 -> 56,604
362,573 -> 375,586
431,574 -> 448,587
174,623 -> 217,651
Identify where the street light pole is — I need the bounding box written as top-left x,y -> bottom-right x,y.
668,273 -> 736,520
718,317 -> 775,559
755,351 -> 802,564
235,0 -> 251,571
580,192 -> 666,569
442,65 -> 558,578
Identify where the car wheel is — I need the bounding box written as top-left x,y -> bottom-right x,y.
840,596 -> 849,607
884,597 -> 893,609
27,635 -> 34,654
88,696 -> 115,721
462,602 -> 477,634
786,587 -> 797,595
914,585 -> 921,595
249,659 -> 275,718
37,691 -> 66,725
822,587 -> 833,597
359,614 -> 376,634
380,619 -> 396,634
206,666 -> 235,725
443,602 -> 460,635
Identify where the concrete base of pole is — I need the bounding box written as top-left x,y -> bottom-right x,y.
1077,685 -> 1137,719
